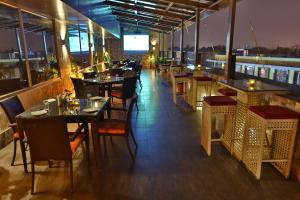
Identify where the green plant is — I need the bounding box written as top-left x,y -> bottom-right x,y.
103,50 -> 111,64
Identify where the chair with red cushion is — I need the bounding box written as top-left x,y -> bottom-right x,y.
93,97 -> 138,161
111,75 -> 138,109
243,106 -> 299,180
0,96 -> 25,166
201,96 -> 237,156
19,116 -> 87,194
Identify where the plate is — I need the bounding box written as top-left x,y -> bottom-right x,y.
83,108 -> 98,113
47,98 -> 56,103
31,109 -> 48,116
90,96 -> 104,101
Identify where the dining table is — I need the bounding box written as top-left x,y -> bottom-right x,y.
16,97 -> 110,173
84,76 -> 124,97
217,79 -> 290,161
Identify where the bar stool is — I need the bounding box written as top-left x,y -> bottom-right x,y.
191,76 -> 213,110
243,106 -> 299,179
201,96 -> 237,156
172,73 -> 191,104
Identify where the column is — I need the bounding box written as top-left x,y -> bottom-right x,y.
180,19 -> 184,65
194,7 -> 200,66
225,0 -> 237,79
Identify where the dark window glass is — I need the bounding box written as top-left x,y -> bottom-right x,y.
21,11 -> 58,85
0,4 -> 28,96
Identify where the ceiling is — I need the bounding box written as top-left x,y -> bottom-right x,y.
61,0 -> 232,34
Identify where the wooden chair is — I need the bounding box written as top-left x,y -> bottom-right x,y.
93,97 -> 138,161
71,77 -> 101,98
111,75 -> 138,108
0,96 -> 25,166
19,116 -> 86,194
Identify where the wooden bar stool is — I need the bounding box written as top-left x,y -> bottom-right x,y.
191,76 -> 213,110
201,96 -> 237,156
172,73 -> 191,104
243,106 -> 299,179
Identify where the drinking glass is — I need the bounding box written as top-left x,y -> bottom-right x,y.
43,100 -> 49,111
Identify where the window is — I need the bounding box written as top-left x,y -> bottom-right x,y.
0,4 -> 28,95
21,11 -> 58,85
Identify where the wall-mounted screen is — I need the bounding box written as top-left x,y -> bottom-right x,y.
123,35 -> 149,52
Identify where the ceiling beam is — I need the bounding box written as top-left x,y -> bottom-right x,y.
120,22 -> 167,33
117,16 -> 171,29
105,0 -> 190,19
119,0 -> 194,16
163,0 -> 218,11
112,11 -> 179,27
118,18 -> 171,31
112,8 -> 181,23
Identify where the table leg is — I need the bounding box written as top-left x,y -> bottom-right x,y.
232,93 -> 264,161
172,77 -> 177,104
17,119 -> 28,173
83,122 -> 90,162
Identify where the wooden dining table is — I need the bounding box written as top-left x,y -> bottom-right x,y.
218,79 -> 290,161
16,97 -> 110,173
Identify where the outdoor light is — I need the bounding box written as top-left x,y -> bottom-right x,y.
151,39 -> 157,46
152,46 -> 156,50
248,79 -> 256,86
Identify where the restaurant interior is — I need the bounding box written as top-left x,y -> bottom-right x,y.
0,0 -> 300,199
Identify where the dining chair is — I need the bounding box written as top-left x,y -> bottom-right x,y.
111,75 -> 138,109
93,97 -> 138,161
71,77 -> 101,98
19,116 -> 86,194
0,96 -> 25,166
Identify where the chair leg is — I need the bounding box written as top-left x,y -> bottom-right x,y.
103,136 -> 108,155
130,126 -> 138,149
126,136 -> 135,161
11,139 -> 17,166
122,99 -> 126,108
135,96 -> 139,112
110,136 -> 113,144
70,160 -> 73,193
31,161 -> 35,194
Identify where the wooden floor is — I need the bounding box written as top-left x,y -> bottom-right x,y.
1,70 -> 300,200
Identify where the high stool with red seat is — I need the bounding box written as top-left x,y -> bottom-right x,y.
243,106 -> 299,179
201,96 -> 237,156
190,76 -> 213,110
172,72 -> 191,104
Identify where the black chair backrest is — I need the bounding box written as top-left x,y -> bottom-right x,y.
71,77 -> 99,98
125,96 -> 137,131
0,96 -> 24,131
19,117 -> 72,161
122,76 -> 137,99
109,68 -> 124,77
83,71 -> 97,79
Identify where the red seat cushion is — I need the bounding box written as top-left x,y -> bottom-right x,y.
97,120 -> 126,135
111,90 -> 123,98
13,132 -> 19,140
249,106 -> 299,119
204,96 -> 237,106
174,73 -> 188,78
70,133 -> 85,154
194,76 -> 213,81
218,88 -> 237,96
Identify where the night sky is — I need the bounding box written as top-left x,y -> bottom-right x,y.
171,0 -> 300,49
